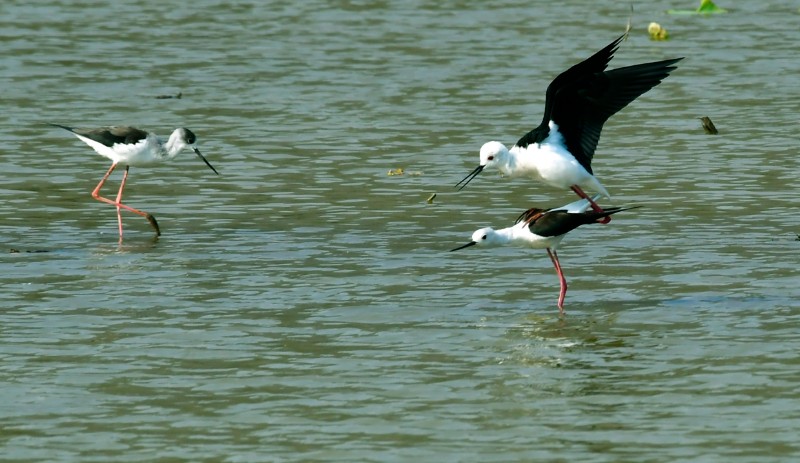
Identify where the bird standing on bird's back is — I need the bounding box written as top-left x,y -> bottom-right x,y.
51,124 -> 218,240
457,34 -> 682,223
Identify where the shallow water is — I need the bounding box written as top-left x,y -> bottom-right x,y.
1,0 -> 799,461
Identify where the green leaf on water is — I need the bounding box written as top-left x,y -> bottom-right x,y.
697,0 -> 727,13
667,0 -> 728,14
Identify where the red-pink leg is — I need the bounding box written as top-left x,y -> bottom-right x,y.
570,185 -> 610,224
91,163 -> 161,237
547,248 -> 568,315
114,167 -> 128,238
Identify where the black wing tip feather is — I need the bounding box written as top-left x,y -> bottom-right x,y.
631,57 -> 684,74
587,34 -> 626,66
589,205 -> 641,219
591,33 -> 628,68
607,33 -> 627,53
620,58 -> 684,81
48,123 -> 75,132
561,34 -> 627,79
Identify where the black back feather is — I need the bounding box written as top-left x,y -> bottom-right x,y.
50,123 -> 148,147
517,206 -> 633,238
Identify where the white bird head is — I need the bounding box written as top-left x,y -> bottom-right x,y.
450,227 -> 506,251
168,128 -> 219,175
478,141 -> 509,168
455,141 -> 509,190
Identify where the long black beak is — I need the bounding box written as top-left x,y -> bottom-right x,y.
450,241 -> 477,252
455,165 -> 484,190
194,147 -> 219,175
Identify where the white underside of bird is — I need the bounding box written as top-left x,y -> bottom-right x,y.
71,130 -> 190,166
483,122 -> 611,198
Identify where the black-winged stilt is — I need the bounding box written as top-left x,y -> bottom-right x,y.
451,196 -> 634,314
51,124 -> 218,239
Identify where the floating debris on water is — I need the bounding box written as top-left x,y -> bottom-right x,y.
155,91 -> 182,99
624,5 -> 633,36
648,22 -> 670,40
699,116 -> 718,134
9,248 -> 50,253
426,193 -> 437,204
387,168 -> 422,176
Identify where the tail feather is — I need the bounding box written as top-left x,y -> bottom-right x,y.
583,205 -> 640,223
558,194 -> 604,214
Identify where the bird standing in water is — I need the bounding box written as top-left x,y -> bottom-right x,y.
51,124 -> 218,239
451,196 -> 634,314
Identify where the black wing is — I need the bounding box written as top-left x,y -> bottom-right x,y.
529,207 -> 629,237
549,57 -> 683,174
515,35 -> 683,174
514,207 -> 546,225
50,123 -> 148,147
515,35 -> 625,152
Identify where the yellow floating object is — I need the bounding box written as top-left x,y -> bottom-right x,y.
648,22 -> 670,41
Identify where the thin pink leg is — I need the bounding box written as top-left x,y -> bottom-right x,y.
570,185 -> 610,224
91,163 -> 160,237
547,248 -> 568,315
114,167 -> 128,238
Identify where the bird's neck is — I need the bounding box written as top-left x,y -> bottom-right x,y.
162,130 -> 185,158
495,147 -> 516,176
487,227 -> 516,246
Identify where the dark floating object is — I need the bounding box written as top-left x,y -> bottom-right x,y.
699,116 -> 719,134
9,248 -> 50,253
155,91 -> 182,99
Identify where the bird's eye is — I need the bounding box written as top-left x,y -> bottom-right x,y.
487,155 -> 494,161
481,235 -> 487,240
